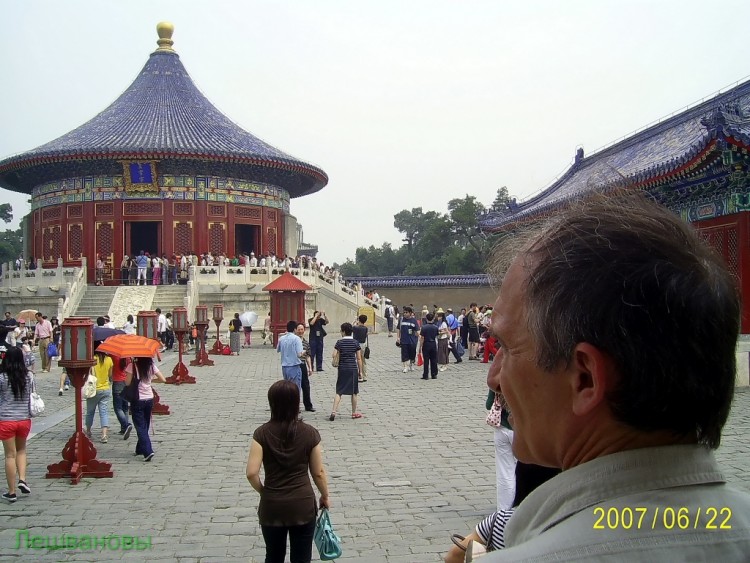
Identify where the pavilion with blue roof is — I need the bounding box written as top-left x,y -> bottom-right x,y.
0,22 -> 327,282
480,79 -> 750,331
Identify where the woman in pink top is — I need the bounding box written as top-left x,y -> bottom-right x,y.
152,256 -> 161,285
125,357 -> 166,461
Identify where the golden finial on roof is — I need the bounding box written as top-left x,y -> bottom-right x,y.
155,21 -> 175,52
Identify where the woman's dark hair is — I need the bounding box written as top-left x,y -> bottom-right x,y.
340,322 -> 353,336
268,380 -> 300,446
2,346 -> 28,400
234,312 -> 240,319
127,314 -> 134,323
132,357 -> 154,380
94,341 -> 106,363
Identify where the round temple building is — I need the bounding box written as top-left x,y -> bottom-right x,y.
0,22 -> 327,283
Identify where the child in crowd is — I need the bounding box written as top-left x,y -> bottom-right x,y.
19,337 -> 35,372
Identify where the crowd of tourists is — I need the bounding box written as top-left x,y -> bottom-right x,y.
381,301 -> 497,378
112,249 -> 374,298
10,255 -> 38,271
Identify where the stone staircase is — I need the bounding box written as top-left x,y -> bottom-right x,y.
73,285 -> 119,321
152,285 -> 188,313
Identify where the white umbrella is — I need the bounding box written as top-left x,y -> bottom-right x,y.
240,311 -> 258,327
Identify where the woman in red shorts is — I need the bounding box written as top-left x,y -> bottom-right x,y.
0,347 -> 33,503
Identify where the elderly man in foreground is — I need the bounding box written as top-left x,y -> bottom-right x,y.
483,194 -> 750,561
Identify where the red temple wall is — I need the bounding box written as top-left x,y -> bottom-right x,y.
30,200 -> 285,283
694,212 -> 750,333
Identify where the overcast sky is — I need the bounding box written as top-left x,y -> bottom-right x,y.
2,0 -> 749,265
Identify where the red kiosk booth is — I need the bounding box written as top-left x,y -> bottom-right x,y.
263,272 -> 312,345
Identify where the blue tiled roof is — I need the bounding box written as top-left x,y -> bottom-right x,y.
480,79 -> 750,230
0,47 -> 327,196
349,275 -> 491,288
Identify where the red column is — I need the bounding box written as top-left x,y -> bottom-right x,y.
195,201 -> 208,255
739,212 -> 750,333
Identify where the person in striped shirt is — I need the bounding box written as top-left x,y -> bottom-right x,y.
0,347 -> 33,503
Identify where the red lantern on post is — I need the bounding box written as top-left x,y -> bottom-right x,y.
209,304 -> 225,354
166,306 -> 196,384
46,317 -> 113,484
191,305 -> 214,367
136,310 -> 171,415
136,310 -> 158,340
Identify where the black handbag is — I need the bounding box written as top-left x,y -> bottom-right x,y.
364,336 -> 370,359
123,369 -> 140,403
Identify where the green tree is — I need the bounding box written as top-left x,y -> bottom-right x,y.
410,215 -> 454,267
393,208 -> 442,252
491,186 -> 511,211
0,228 -> 23,266
343,188 -> 516,276
0,203 -> 12,224
447,195 -> 486,255
337,259 -> 360,278
352,243 -> 408,276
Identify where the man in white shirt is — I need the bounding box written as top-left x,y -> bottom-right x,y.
156,308 -> 167,352
248,252 -> 258,267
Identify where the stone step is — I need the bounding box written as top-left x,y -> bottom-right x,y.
73,285 -> 120,320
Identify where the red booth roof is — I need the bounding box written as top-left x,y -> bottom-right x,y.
263,272 -> 312,292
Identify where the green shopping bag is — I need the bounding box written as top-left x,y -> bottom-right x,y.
314,508 -> 342,560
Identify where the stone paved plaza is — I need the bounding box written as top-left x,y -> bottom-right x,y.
1,332 -> 748,562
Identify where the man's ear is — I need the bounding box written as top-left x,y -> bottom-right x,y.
569,342 -> 613,416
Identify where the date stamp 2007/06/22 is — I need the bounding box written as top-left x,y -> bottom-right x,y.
593,506 -> 732,531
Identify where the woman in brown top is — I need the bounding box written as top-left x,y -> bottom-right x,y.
246,380 -> 331,563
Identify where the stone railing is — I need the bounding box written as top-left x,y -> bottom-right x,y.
0,258 -> 86,313
1,257 -> 82,288
58,258 -> 88,320
192,265 -> 386,316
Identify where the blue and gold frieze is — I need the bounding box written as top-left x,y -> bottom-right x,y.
678,197 -> 734,222
30,174 -> 290,212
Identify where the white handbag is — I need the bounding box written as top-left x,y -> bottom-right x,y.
83,373 -> 98,399
29,378 -> 45,417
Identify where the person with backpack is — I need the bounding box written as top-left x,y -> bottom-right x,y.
384,303 -> 394,337
445,308 -> 463,363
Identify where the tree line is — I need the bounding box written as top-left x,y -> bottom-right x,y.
0,203 -> 22,266
337,187 -> 512,277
